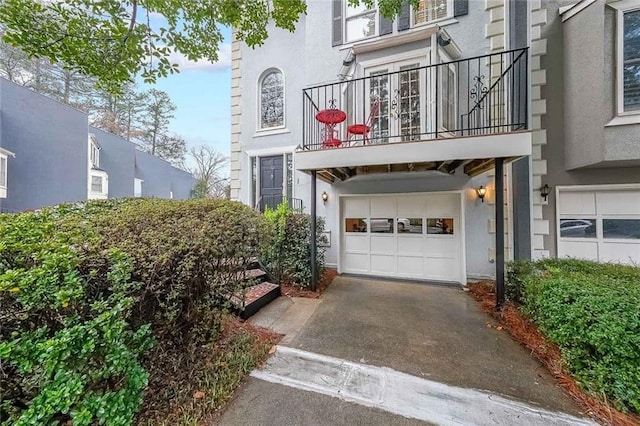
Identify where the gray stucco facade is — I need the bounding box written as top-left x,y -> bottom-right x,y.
232,0 -> 528,281
232,0 -> 640,275
541,0 -> 640,254
0,78 -> 195,212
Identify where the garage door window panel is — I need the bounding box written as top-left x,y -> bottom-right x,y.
346,218 -> 367,232
426,218 -> 454,234
603,219 -> 640,239
370,218 -> 395,233
400,218 -> 423,234
559,218 -> 598,239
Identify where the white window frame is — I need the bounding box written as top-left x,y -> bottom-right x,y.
91,175 -> 104,193
88,170 -> 108,199
411,0 -> 454,28
614,0 -> 640,117
257,68 -> 286,132
90,142 -> 100,168
0,154 -> 7,190
344,1 -> 378,44
134,178 -> 144,197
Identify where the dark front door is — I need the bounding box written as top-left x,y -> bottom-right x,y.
260,155 -> 283,211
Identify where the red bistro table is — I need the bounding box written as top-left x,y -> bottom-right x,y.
315,109 -> 347,148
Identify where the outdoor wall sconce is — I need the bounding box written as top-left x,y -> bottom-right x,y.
321,191 -> 329,204
476,186 -> 487,203
540,184 -> 551,201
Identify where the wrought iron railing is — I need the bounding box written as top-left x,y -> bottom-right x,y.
256,195 -> 304,213
302,48 -> 528,151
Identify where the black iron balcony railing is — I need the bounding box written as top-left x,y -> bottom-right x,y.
302,47 -> 528,151
256,195 -> 304,213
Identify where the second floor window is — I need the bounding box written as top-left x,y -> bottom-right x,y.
260,70 -> 284,129
345,3 -> 376,43
414,0 -> 451,25
622,8 -> 640,112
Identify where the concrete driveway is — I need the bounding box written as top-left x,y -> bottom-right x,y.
216,276 -> 591,425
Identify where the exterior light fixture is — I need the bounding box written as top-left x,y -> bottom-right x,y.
540,184 -> 551,201
321,191 -> 329,204
476,186 -> 487,203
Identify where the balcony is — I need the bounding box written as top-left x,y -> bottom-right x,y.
298,48 -> 531,181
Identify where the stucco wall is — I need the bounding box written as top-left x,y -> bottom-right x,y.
233,2 -> 510,277
541,0 -> 640,255
90,127 -> 136,198
134,150 -> 194,199
0,78 -> 88,211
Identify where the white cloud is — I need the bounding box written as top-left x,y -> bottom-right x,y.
168,43 -> 231,72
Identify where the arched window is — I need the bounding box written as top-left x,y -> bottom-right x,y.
259,70 -> 284,129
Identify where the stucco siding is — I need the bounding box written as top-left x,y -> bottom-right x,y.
0,78 -> 88,211
134,150 -> 194,199
90,127 -> 136,198
541,0 -> 640,255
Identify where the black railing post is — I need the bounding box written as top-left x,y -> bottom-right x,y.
435,65 -> 439,139
310,170 -> 317,291
495,157 -> 505,310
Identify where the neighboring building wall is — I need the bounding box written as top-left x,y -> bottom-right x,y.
90,127 -> 136,198
541,0 -> 640,256
0,78 -> 88,211
0,79 -> 194,211
134,150 -> 193,199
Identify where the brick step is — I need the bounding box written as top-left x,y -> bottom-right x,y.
242,268 -> 268,282
229,282 -> 280,320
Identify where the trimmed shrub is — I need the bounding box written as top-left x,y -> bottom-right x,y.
508,258 -> 640,413
0,198 -> 266,425
262,203 -> 326,288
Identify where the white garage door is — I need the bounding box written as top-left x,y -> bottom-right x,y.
557,187 -> 640,265
341,193 -> 464,283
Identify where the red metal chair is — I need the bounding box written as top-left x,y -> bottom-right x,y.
347,99 -> 380,145
321,127 -> 342,149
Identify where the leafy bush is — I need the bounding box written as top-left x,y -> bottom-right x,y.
508,258 -> 640,413
262,202 -> 326,288
0,199 -> 266,425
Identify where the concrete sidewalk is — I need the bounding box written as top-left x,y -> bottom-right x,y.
215,277 -> 592,425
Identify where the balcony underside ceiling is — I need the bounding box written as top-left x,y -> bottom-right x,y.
314,158 -> 518,184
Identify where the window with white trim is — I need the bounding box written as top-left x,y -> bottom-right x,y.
0,155 -> 7,188
345,2 -> 376,42
90,140 -> 100,168
413,0 -> 452,26
91,175 -> 103,193
259,70 -> 284,129
619,7 -> 640,113
134,178 -> 143,197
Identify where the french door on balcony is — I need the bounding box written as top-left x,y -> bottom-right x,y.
364,58 -> 429,144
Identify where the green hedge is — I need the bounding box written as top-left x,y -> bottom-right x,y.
507,258 -> 640,413
261,203 -> 327,288
0,199 -> 266,425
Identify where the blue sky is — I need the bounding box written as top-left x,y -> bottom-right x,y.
139,26 -> 232,168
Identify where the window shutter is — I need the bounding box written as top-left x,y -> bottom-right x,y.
454,0 -> 468,17
379,13 -> 393,36
397,1 -> 411,31
332,0 -> 343,46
